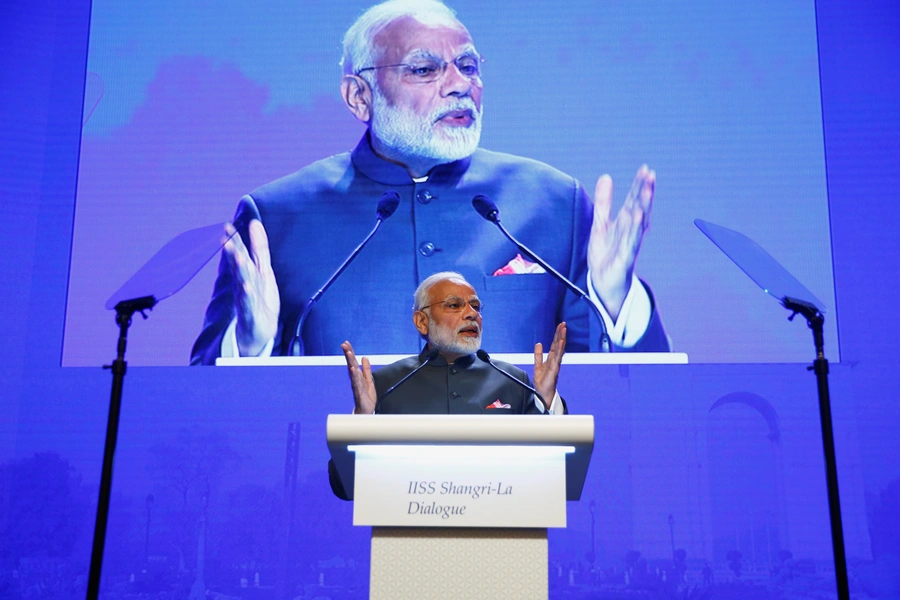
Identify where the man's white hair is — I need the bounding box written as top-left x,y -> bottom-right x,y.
413,271 -> 471,311
341,0 -> 462,76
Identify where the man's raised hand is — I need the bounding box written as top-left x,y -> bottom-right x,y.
223,219 -> 280,356
341,341 -> 377,414
588,165 -> 655,321
533,322 -> 567,409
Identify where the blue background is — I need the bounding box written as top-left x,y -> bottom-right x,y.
2,0 -> 900,599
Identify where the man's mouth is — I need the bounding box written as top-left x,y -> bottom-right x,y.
458,325 -> 480,338
437,109 -> 475,127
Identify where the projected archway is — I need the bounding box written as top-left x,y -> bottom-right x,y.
707,392 -> 790,573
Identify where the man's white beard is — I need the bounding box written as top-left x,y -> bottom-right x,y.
427,317 -> 482,356
369,87 -> 482,164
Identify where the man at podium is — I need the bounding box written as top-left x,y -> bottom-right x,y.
341,272 -> 567,416
330,271 -> 567,499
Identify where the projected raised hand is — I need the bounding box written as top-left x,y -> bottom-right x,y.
588,165 -> 656,321
223,219 -> 280,356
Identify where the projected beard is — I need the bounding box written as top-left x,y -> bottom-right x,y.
426,314 -> 482,356
369,83 -> 482,162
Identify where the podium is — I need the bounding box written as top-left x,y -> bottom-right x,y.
327,414 -> 594,599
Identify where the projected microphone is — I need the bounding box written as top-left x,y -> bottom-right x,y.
471,195 -> 612,352
374,349 -> 440,414
475,349 -> 548,411
289,191 -> 401,355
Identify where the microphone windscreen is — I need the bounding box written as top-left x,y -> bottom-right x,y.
472,195 -> 499,222
425,348 -> 440,361
377,190 -> 401,220
476,349 -> 491,362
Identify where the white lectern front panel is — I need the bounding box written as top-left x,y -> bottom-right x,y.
352,445 -> 570,528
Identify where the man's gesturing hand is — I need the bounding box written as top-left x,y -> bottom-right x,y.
533,322 -> 567,409
341,341 -> 377,414
223,219 -> 280,356
588,165 -> 655,321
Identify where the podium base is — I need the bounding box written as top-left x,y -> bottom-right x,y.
370,527 -> 547,599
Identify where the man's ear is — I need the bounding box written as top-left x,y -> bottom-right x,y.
341,74 -> 372,123
413,310 -> 429,336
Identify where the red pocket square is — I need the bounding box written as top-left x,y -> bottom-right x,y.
492,253 -> 547,276
486,399 -> 512,409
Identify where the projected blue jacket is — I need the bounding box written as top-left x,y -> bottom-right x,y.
190,134 -> 668,363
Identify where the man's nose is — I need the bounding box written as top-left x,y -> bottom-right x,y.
440,62 -> 473,97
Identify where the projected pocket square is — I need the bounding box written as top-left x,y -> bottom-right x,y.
486,399 -> 512,409
492,253 -> 547,276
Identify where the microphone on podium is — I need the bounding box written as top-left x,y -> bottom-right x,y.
374,348 -> 441,414
475,349 -> 548,411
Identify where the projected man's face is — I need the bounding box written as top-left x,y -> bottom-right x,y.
367,17 -> 483,168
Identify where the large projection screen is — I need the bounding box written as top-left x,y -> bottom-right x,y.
63,0 -> 837,366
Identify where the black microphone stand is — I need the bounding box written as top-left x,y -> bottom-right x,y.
374,349 -> 440,413
86,295 -> 157,600
476,350 -> 547,409
781,296 -> 848,600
